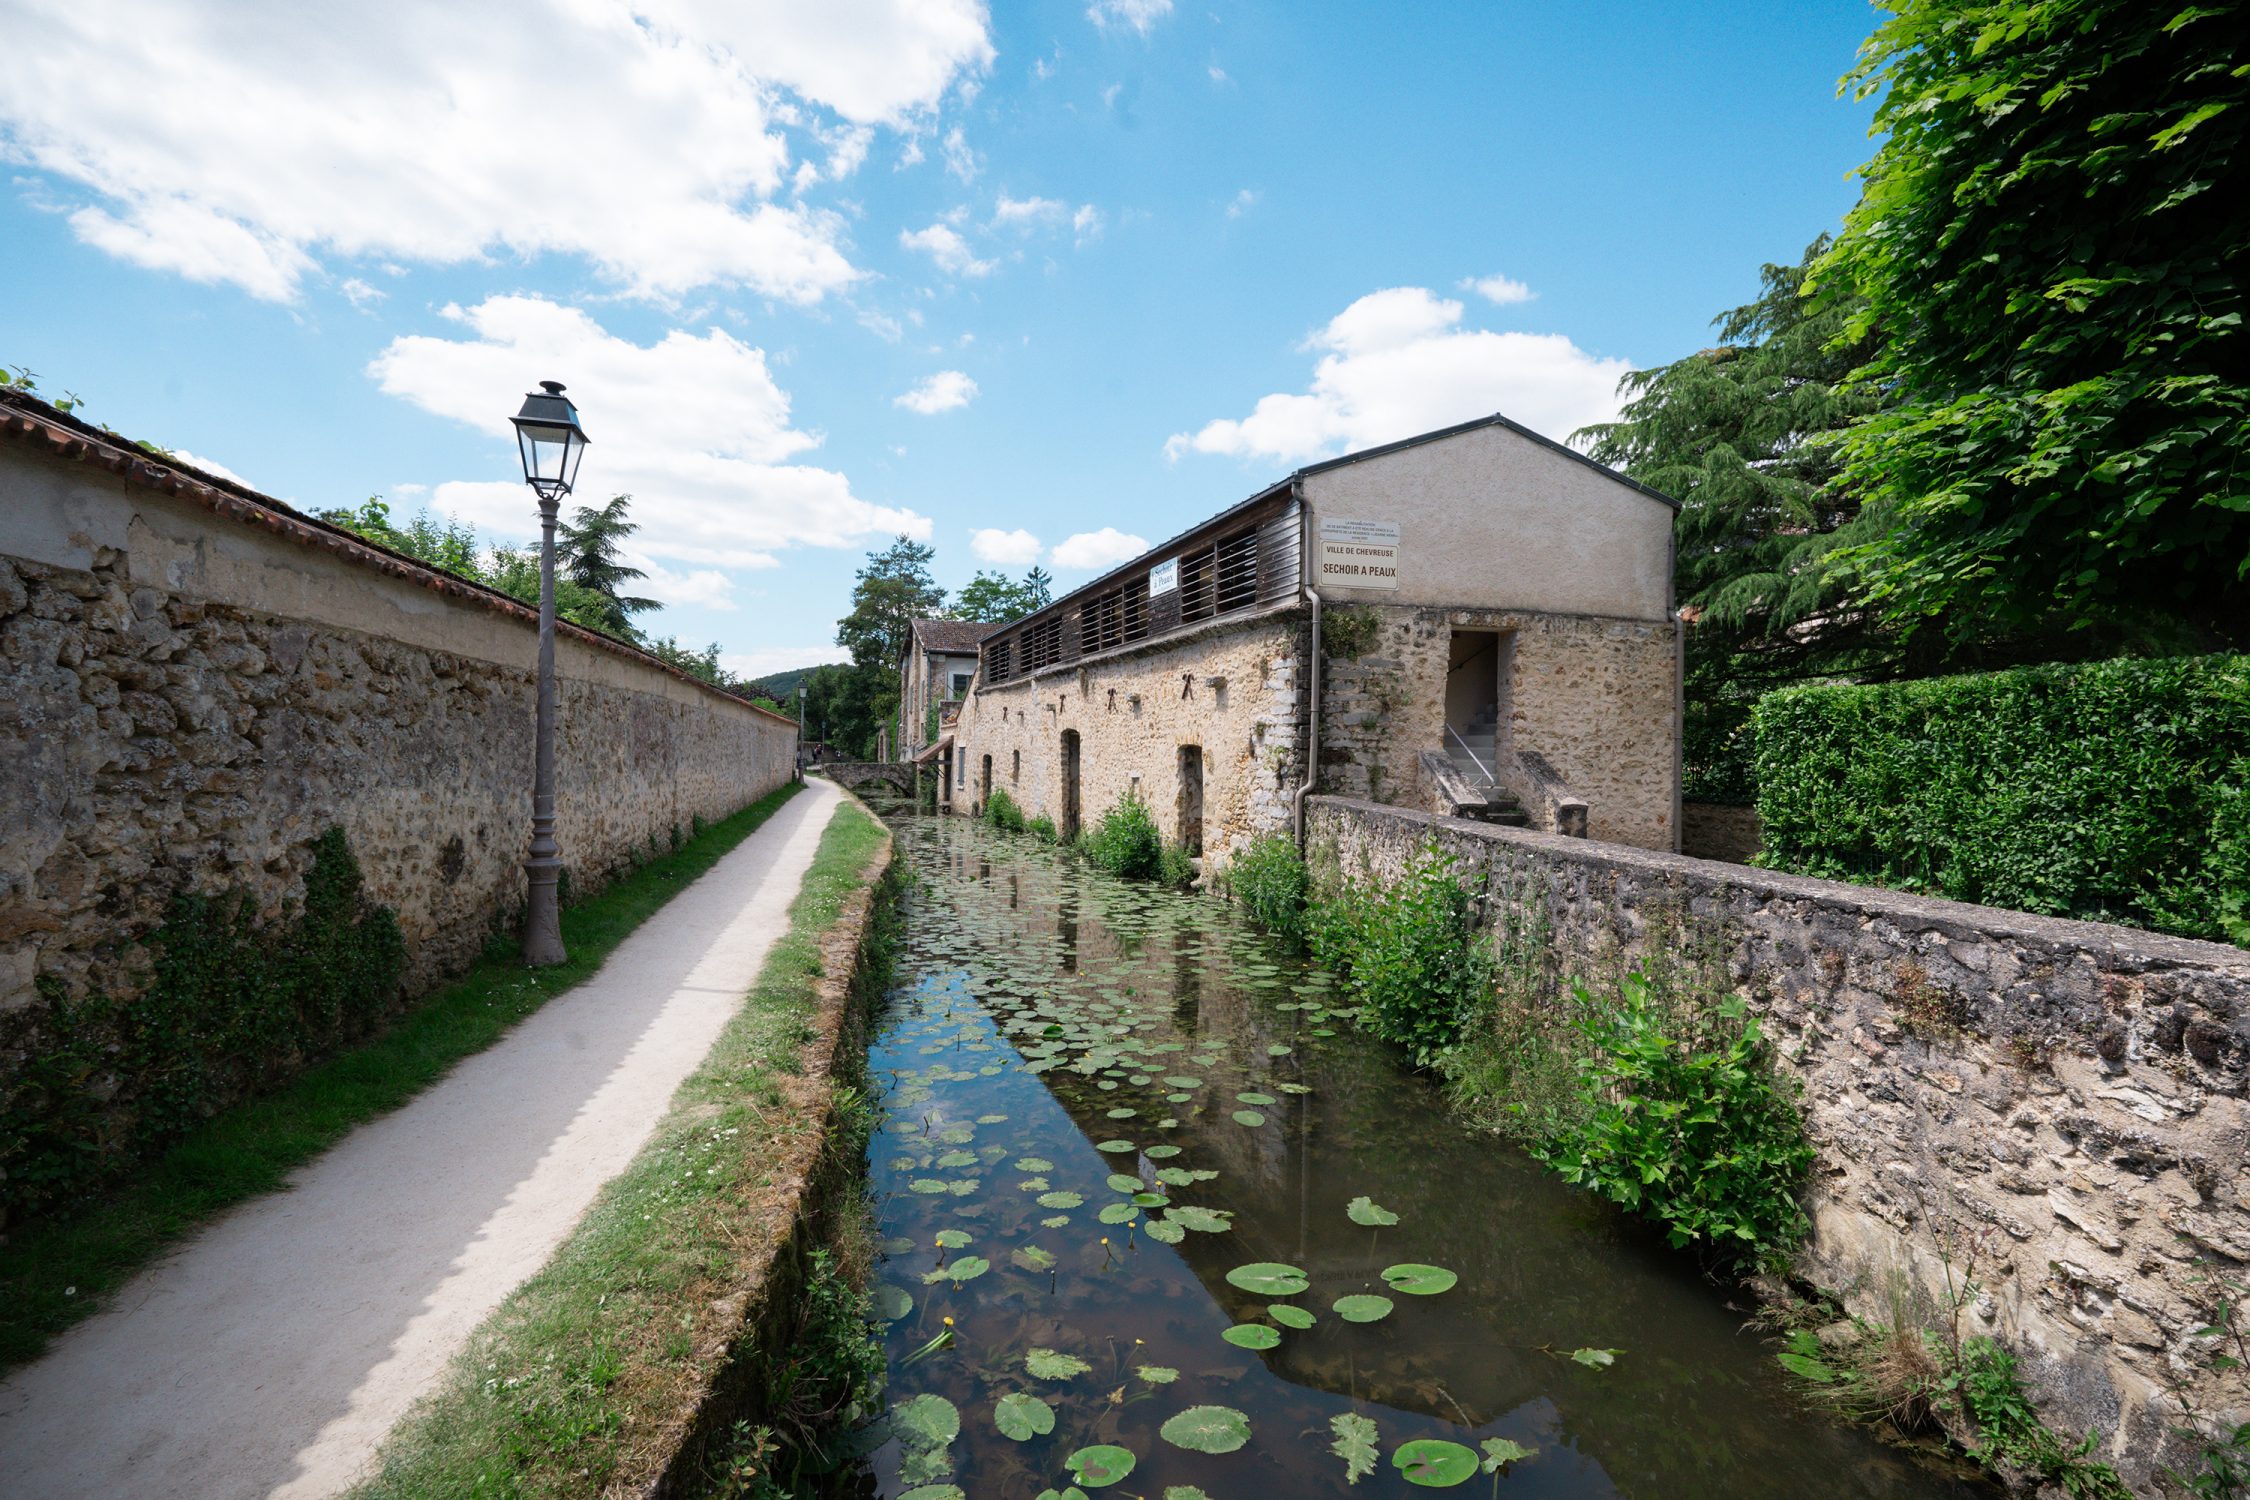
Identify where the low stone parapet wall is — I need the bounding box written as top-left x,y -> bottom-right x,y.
1307,794 -> 2248,1491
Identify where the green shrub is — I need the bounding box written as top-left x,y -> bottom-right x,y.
1225,833 -> 1310,939
1950,1337 -> 2131,1500
1079,789 -> 1165,880
1533,977 -> 1812,1271
1753,654 -> 2250,942
1026,815 -> 1059,844
1309,842 -> 1495,1064
982,787 -> 1027,834
1156,842 -> 1198,889
0,827 -> 404,1225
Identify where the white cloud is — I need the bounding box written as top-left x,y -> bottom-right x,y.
895,370 -> 979,414
1225,188 -> 1258,219
170,449 -> 251,487
1164,285 -> 1631,465
339,276 -> 385,309
368,295 -> 927,573
1072,205 -> 1104,244
971,527 -> 1043,565
1208,65 -> 1229,84
1088,0 -> 1174,34
721,643 -> 852,681
1462,273 -> 1535,305
942,125 -> 981,184
900,222 -> 997,277
637,559 -> 737,610
994,193 -> 1067,227
0,1 -> 994,303
1051,527 -> 1148,571
392,481 -> 429,499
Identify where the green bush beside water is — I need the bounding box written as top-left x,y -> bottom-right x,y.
1079,788 -> 1165,879
1753,655 -> 2250,944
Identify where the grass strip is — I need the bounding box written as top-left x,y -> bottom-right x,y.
350,795 -> 891,1499
0,781 -> 804,1372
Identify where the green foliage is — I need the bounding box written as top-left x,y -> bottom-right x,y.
1025,815 -> 1060,844
1223,833 -> 1310,940
1817,0 -> 2250,644
557,494 -> 659,635
1533,977 -> 1813,1271
982,787 -> 1027,834
2170,1423 -> 2250,1500
1322,606 -> 1381,660
1155,841 -> 1198,890
1079,790 -> 1165,881
1309,843 -> 1496,1064
0,828 -> 404,1227
952,568 -> 1048,623
1947,1337 -> 2131,1500
1753,654 -> 2250,941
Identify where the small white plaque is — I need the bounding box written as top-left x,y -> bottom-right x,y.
1148,558 -> 1179,594
1316,517 -> 1402,591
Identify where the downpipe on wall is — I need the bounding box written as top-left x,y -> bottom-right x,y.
1292,485 -> 1321,845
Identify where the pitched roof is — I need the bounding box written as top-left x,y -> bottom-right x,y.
910,618 -> 1003,654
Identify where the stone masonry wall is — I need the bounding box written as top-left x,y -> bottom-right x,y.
950,607 -> 1305,869
1308,795 -> 2248,1493
1318,604 -> 1678,851
1,435 -> 798,1017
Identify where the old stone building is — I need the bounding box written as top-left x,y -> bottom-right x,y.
897,617 -> 997,759
946,413 -> 1681,867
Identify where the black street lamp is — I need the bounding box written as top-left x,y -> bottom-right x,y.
510,380 -> 590,966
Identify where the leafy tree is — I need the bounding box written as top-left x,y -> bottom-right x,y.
954,569 -> 1044,622
1023,565 -> 1054,610
485,545 -> 635,635
1816,0 -> 2250,645
836,534 -> 944,669
557,493 -> 660,635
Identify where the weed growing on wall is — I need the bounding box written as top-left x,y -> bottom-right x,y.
1533,979 -> 1814,1271
1309,842 -> 1497,1064
0,828 -> 404,1226
1439,870 -> 1583,1143
1323,605 -> 1382,660
981,787 -> 1027,834
1222,833 -> 1310,939
1026,814 -> 1059,844
1079,789 -> 1166,881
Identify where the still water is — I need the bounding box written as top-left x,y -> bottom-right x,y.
863,813 -> 1980,1499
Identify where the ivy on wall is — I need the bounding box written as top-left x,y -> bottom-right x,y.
0,828 -> 405,1227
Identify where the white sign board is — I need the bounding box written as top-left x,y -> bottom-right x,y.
1148,558 -> 1179,595
1316,517 -> 1402,591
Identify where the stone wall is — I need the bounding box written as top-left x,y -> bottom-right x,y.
1,414 -> 798,1016
950,607 -> 1306,867
1318,603 -> 1679,849
1307,795 -> 2248,1492
1682,800 -> 1762,863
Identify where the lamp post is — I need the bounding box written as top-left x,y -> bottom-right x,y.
510,380 -> 590,966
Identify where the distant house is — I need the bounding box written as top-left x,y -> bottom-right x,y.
898,618 -> 999,763
945,413 -> 1681,867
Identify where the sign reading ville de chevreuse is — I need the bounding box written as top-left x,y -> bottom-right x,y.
1316,517 -> 1403,591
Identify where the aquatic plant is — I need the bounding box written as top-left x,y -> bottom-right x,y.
1223,832 -> 1310,938
1079,789 -> 1165,880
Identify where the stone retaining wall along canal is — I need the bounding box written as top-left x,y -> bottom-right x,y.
1306,794 -> 2249,1493
0,395 -> 797,1040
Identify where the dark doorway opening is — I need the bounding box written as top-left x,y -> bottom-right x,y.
1060,730 -> 1082,841
1445,630 -> 1504,791
1177,745 -> 1204,855
980,754 -> 992,812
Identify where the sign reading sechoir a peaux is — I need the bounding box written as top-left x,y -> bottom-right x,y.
1148,557 -> 1179,595
1316,517 -> 1402,591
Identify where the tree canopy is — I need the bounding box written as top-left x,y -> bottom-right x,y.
953,566 -> 1053,623
557,494 -> 659,634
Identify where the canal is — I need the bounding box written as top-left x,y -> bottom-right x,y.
862,811 -> 1981,1498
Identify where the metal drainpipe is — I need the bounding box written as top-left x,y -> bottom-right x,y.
1291,482 -> 1321,845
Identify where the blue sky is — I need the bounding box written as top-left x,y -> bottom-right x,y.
0,0 -> 1877,679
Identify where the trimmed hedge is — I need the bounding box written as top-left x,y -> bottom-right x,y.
1752,655 -> 2250,944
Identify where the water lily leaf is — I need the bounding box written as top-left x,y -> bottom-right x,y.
1224,1262 -> 1308,1295
895,1392 -> 961,1446
936,1150 -> 978,1168
1164,1205 -> 1232,1233
1026,1347 -> 1092,1380
938,1255 -> 989,1283
976,1114 -> 1008,1124
1105,1107 -> 1137,1119
944,1179 -> 979,1196
1164,1489 -> 1214,1500
901,1487 -> 965,1500
1018,1177 -> 1051,1192
1269,1303 -> 1316,1329
1095,1140 -> 1136,1154
909,1179 -> 950,1195
1380,1263 -> 1457,1296
1394,1438 -> 1479,1487
1098,1202 -> 1139,1224
1221,1322 -> 1281,1349
1479,1437 -> 1537,1471
1015,1157 -> 1054,1172
1333,1294 -> 1393,1323
934,1230 -> 972,1248
874,1285 -> 914,1320
994,1392 -> 1056,1441
1064,1444 -> 1137,1487
1131,1190 -> 1170,1208
1330,1413 -> 1378,1486
1142,1218 -> 1186,1244
1569,1347 -> 1621,1368
1034,1489 -> 1090,1500
1154,1167 -> 1198,1187
1105,1173 -> 1143,1193
1136,1364 -> 1179,1384
1347,1196 -> 1399,1227
1266,1044 -> 1293,1056
1012,1243 -> 1058,1272
1231,1109 -> 1266,1127
1164,1076 -> 1202,1088
1236,1091 -> 1276,1105
1143,1144 -> 1182,1159
1037,1191 -> 1084,1209
1040,1214 -> 1072,1228
1159,1404 -> 1251,1454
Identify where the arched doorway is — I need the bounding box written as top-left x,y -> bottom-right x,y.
1177,744 -> 1204,855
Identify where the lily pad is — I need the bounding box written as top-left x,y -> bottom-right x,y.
1036,1191 -> 1084,1210
1224,1262 -> 1309,1296
1333,1294 -> 1393,1323
895,1392 -> 961,1446
1131,1190 -> 1170,1208
909,1179 -> 950,1195
1269,1303 -> 1316,1329
934,1229 -> 972,1248
1231,1109 -> 1266,1127
874,1285 -> 914,1320
1236,1091 -> 1276,1105
901,1487 -> 966,1500
1164,1205 -> 1231,1233
1143,1144 -> 1182,1159
1098,1202 -> 1139,1225
1480,1437 -> 1537,1471
1380,1263 -> 1457,1296
1159,1405 -> 1251,1454
935,1255 -> 989,1284
1221,1323 -> 1281,1350
1393,1438 -> 1479,1487
1136,1365 -> 1179,1384
1012,1244 -> 1057,1272
994,1392 -> 1056,1441
936,1150 -> 978,1168
1569,1347 -> 1621,1369
1142,1219 -> 1186,1244
1064,1444 -> 1137,1487
1105,1173 -> 1143,1193
1331,1413 -> 1378,1486
1095,1140 -> 1136,1154
1026,1347 -> 1092,1380
1164,1489 -> 1214,1500
1015,1157 -> 1054,1172
1347,1196 -> 1399,1228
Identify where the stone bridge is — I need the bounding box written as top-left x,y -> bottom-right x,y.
814,760 -> 915,797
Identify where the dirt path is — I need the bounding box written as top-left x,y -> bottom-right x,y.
0,778 -> 843,1499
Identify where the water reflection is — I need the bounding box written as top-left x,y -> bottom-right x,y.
866,814 -> 1982,1499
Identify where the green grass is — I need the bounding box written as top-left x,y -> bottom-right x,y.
351,796 -> 892,1498
0,782 -> 804,1373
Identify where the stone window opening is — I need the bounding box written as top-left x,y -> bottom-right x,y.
1177,745 -> 1204,856
1011,749 -> 1020,784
